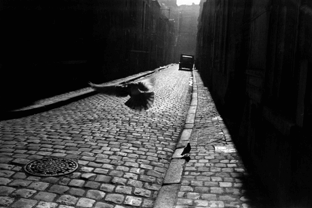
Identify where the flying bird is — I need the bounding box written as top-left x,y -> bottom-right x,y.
89,77 -> 155,111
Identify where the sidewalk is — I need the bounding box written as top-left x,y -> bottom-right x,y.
155,70 -> 274,208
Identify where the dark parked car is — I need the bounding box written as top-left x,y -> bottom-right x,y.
179,54 -> 194,70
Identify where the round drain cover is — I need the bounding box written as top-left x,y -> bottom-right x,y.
24,157 -> 79,177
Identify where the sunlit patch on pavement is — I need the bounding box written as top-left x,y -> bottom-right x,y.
213,145 -> 237,153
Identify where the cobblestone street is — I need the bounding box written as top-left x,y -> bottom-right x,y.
0,65 -> 274,208
0,65 -> 192,208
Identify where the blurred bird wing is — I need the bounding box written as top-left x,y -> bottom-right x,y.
89,82 -> 128,97
135,77 -> 156,92
125,91 -> 155,111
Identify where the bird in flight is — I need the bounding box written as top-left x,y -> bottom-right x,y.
89,77 -> 155,111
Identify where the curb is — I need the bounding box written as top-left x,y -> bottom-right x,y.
0,65 -> 170,121
154,69 -> 198,208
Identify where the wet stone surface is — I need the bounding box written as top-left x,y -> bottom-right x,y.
0,65 -> 192,207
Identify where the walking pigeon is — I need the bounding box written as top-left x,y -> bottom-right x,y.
180,143 -> 191,162
181,143 -> 191,155
89,77 -> 155,111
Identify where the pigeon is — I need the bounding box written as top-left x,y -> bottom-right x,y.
180,143 -> 191,162
181,154 -> 191,162
89,76 -> 155,111
181,143 -> 191,155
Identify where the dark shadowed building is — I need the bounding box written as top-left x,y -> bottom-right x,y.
158,0 -> 200,62
176,3 -> 200,60
0,0 -> 176,111
196,0 -> 312,207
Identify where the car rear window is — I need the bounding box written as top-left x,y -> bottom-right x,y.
182,56 -> 193,61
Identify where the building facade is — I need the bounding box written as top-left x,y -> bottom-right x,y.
0,0 -> 177,111
177,4 -> 200,59
158,0 -> 200,61
196,0 -> 312,207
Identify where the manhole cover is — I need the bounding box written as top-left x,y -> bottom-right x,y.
24,157 -> 79,177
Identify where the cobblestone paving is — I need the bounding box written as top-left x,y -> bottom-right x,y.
0,65 -> 192,208
175,71 -> 274,208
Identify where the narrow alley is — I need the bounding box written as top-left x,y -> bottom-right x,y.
0,66 -> 191,208
0,66 -> 272,208
1,0 -> 312,207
